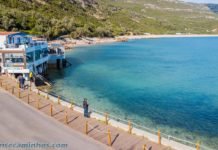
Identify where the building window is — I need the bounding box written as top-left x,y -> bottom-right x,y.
4,54 -> 24,67
27,52 -> 34,63
35,50 -> 43,61
17,37 -> 21,44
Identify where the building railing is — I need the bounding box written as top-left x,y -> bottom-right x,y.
5,44 -> 20,48
37,89 -> 213,150
28,41 -> 48,48
1,42 -> 48,51
48,51 -> 64,55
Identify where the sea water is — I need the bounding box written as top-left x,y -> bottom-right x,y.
49,37 -> 218,149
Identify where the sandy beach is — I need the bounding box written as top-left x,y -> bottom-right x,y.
49,34 -> 218,50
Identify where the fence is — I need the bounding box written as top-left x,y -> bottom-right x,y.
0,74 -> 214,150
0,74 -> 212,150
38,89 -> 213,150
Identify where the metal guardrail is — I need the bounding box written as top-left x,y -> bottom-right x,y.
39,89 -> 213,150
1,74 -> 213,150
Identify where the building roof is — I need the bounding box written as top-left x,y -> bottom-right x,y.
0,32 -> 19,36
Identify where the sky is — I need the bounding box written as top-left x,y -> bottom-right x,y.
182,0 -> 218,3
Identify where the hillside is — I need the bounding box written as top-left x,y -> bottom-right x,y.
0,0 -> 218,39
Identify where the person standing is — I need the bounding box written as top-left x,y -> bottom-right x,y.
18,74 -> 23,88
85,99 -> 89,117
29,71 -> 33,83
83,98 -> 89,117
21,76 -> 25,89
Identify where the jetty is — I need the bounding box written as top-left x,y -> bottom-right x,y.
0,74 -> 170,150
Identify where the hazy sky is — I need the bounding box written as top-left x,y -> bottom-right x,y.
182,0 -> 218,3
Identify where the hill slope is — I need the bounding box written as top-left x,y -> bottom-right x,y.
0,0 -> 218,38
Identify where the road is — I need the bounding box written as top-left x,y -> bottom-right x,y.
0,89 -> 109,150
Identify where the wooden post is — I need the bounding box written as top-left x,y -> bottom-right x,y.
17,82 -> 19,89
143,144 -> 147,150
50,104 -> 53,116
5,84 -> 8,90
128,120 -> 132,134
105,113 -> 108,125
12,86 -> 14,94
65,111 -> 68,124
0,81 -> 2,87
29,82 -> 32,91
58,96 -> 61,105
46,93 -> 49,100
70,100 -> 74,110
108,129 -> 112,146
37,99 -> 40,109
18,88 -> 21,98
27,93 -> 30,104
158,129 -> 161,145
85,121 -> 88,135
196,141 -> 201,150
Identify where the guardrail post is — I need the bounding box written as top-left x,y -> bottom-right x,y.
12,86 -> 14,94
18,88 -> 21,98
46,93 -> 49,100
58,96 -> 61,105
27,93 -> 30,104
158,129 -> 161,145
196,141 -> 201,150
143,144 -> 147,150
105,112 -> 108,125
85,121 -> 88,135
128,120 -> 132,134
65,111 -> 68,124
50,104 -> 53,116
29,82 -> 32,91
108,129 -> 112,146
70,100 -> 74,110
37,99 -> 40,109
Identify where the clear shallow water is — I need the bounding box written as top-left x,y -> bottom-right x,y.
49,37 -> 218,149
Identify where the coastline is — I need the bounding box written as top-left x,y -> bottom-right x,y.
47,35 -> 217,149
49,34 -> 218,50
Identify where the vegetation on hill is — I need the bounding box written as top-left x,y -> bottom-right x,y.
0,0 -> 218,39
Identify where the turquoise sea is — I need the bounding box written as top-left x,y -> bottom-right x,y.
49,37 -> 218,149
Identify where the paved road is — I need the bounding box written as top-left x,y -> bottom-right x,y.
0,89 -> 109,150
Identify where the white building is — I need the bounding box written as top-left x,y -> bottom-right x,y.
0,32 -> 49,78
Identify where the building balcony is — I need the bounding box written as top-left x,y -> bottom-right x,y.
0,48 -> 24,54
0,41 -> 48,52
25,42 -> 48,53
